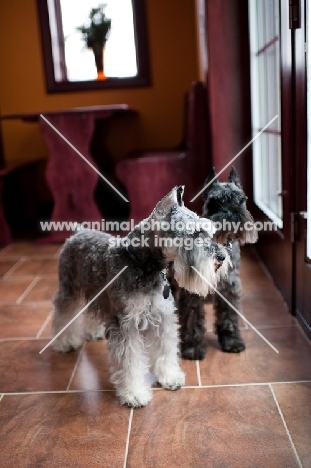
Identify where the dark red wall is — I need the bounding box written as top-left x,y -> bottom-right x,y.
205,0 -> 252,194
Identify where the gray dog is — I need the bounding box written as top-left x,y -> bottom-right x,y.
170,168 -> 258,360
52,186 -> 230,407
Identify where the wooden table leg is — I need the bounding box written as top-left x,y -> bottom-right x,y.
38,113 -> 102,243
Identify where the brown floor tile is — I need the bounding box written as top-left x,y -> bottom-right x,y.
0,259 -> 19,278
9,258 -> 58,277
0,278 -> 35,303
127,386 -> 298,468
70,340 -> 199,391
0,392 -> 130,468
272,382 -> 311,467
0,340 -> 79,392
240,257 -> 267,276
0,242 -> 60,258
22,277 -> 58,302
241,275 -> 277,292
199,327 -> 311,385
241,291 -> 295,328
240,248 -> 273,280
0,303 -> 52,338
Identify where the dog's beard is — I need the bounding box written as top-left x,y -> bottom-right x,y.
173,247 -> 230,296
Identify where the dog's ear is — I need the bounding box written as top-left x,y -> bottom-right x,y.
176,185 -> 184,206
203,168 -> 218,200
228,167 -> 242,188
154,186 -> 183,217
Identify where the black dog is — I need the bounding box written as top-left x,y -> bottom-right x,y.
170,167 -> 258,359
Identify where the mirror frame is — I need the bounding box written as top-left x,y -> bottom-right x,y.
36,0 -> 151,93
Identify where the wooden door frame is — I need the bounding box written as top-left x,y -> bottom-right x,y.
250,0 -> 294,309
293,0 -> 311,337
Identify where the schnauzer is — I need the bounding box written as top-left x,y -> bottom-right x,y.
170,168 -> 258,360
52,186 -> 230,407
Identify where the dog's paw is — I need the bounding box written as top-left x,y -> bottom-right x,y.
53,334 -> 83,353
118,388 -> 152,408
85,325 -> 105,342
219,335 -> 245,353
157,367 -> 185,391
53,342 -> 80,353
85,318 -> 105,341
181,344 -> 207,361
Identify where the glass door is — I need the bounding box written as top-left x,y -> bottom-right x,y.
248,0 -> 293,307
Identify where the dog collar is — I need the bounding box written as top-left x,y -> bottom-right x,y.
161,269 -> 170,299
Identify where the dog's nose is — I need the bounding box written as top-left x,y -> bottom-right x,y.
216,252 -> 226,263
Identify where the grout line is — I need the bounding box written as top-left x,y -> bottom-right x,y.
24,255 -> 59,259
0,337 -> 46,342
0,254 -> 59,261
123,408 -> 134,468
2,274 -> 57,280
16,276 -> 41,304
36,310 -> 53,339
66,343 -> 85,391
2,389 -> 115,396
250,324 -> 297,330
3,380 -> 311,396
0,394 -> 4,402
195,361 -> 202,387
0,301 -> 53,306
2,276 -> 37,282
2,257 -> 25,280
269,384 -> 303,468
180,380 -> 311,389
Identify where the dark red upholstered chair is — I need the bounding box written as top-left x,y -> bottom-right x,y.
115,81 -> 210,223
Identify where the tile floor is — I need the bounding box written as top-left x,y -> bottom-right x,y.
0,242 -> 310,467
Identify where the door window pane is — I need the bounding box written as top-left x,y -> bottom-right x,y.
249,0 -> 283,228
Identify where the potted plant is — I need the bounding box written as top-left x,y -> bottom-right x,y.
77,4 -> 111,80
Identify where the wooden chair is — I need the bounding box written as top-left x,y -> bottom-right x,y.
115,81 -> 210,223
